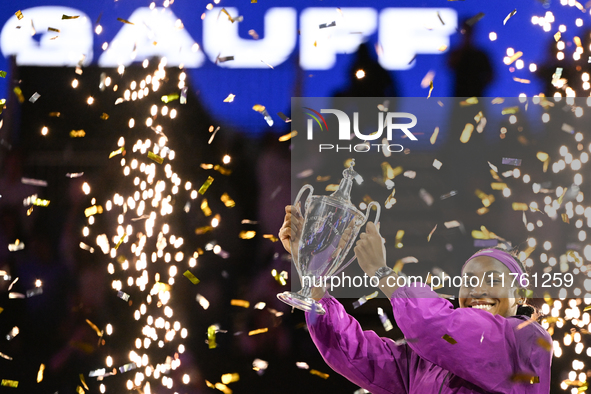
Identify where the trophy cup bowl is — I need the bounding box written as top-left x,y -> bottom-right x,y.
277,181 -> 381,315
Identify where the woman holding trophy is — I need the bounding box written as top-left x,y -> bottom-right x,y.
279,206 -> 552,394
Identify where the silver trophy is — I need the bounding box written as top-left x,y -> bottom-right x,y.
278,160 -> 381,314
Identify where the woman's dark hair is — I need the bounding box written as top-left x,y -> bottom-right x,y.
490,246 -> 538,319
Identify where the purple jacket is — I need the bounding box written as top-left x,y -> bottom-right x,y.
306,283 -> 552,394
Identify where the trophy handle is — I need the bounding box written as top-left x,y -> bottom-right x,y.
293,184 -> 313,216
363,201 -> 381,225
332,201 -> 381,276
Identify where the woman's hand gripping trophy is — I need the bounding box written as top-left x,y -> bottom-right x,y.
278,203 -> 327,300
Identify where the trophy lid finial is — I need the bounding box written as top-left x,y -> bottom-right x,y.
330,160 -> 359,203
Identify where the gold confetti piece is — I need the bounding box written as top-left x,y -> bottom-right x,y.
114,232 -> 126,250
381,162 -> 403,180
85,319 -> 103,337
263,234 -> 279,242
221,373 -> 240,384
195,226 -> 213,235
511,373 -> 539,384
48,27 -> 60,33
310,369 -> 329,379
231,299 -> 250,308
442,334 -> 457,344
437,45 -> 447,51
1,379 -> 18,388
278,131 -> 297,141
62,14 -> 79,19
13,87 -> 24,103
0,71 -> 6,78
394,230 -> 405,248
32,198 -> 50,207
84,205 -> 103,217
239,231 -> 256,239
536,337 -> 552,352
198,176 -> 214,194
70,130 -> 86,138
221,193 -> 235,207
78,374 -> 90,391
37,364 -> 44,383
459,123 -> 474,143
584,305 -> 591,312
384,189 -> 396,207
271,269 -> 287,286
148,151 -> 163,164
248,328 -> 268,336
117,17 -> 134,25
48,112 -> 61,117
109,147 -> 124,158
501,106 -> 519,115
574,36 -> 582,48
562,213 -> 570,224
460,97 -> 479,106
491,182 -> 508,190
430,127 -> 439,144
223,94 -> 236,103
427,81 -> 434,98
557,188 -> 567,205
476,207 -> 489,215
428,224 -> 437,242
513,77 -> 530,84
161,93 -> 179,103
512,202 -> 528,211
554,31 -> 561,41
506,51 -> 523,64
184,270 -> 200,285
535,152 -> 549,165
503,9 -> 517,25
15,11 -> 23,20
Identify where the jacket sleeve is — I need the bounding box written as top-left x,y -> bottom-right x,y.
306,294 -> 411,394
391,283 -> 552,393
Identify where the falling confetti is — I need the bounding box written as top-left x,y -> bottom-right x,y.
198,176 -> 214,194
248,328 -> 268,336
428,224 -> 437,242
377,307 -> 393,331
117,17 -> 134,25
278,131 -> 297,142
310,369 -> 330,379
183,270 -> 200,284
353,291 -> 379,308
503,9 -> 517,25
442,334 -> 457,344
147,151 -> 163,164
430,127 -> 439,144
319,21 -> 336,29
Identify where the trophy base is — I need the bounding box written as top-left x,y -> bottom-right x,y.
277,291 -> 326,315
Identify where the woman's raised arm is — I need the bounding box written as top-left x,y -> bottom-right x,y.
306,295 -> 412,394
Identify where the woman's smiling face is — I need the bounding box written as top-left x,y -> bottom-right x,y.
458,256 -> 524,317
